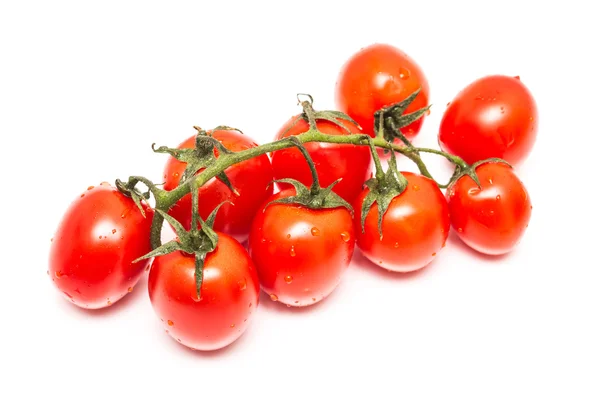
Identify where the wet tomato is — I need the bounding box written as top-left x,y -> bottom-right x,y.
354,173 -> 450,272
446,162 -> 532,255
248,189 -> 355,307
48,183 -> 154,309
163,129 -> 273,243
148,233 -> 260,351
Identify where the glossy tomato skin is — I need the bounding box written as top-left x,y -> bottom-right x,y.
446,162 -> 532,255
163,129 -> 273,243
248,189 -> 355,307
335,43 -> 430,139
148,233 -> 260,351
272,116 -> 371,204
48,184 -> 154,309
439,75 -> 538,165
354,173 -> 450,272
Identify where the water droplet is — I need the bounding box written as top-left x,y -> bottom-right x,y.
165,330 -> 169,334
145,264 -> 151,271
490,210 -> 495,215
261,238 -> 267,243
120,236 -> 124,240
398,67 -> 411,79
286,233 -> 291,239
112,229 -> 117,234
432,252 -> 437,257
270,294 -> 278,301
530,205 -> 533,210
74,288 -> 81,294
394,242 -> 399,249
446,102 -> 451,107
177,338 -> 182,343
107,300 -> 112,306
311,227 -> 320,236
168,320 -> 174,326
284,275 -> 293,284
457,228 -> 464,233
120,213 -> 126,219
50,237 -> 53,242
248,302 -> 252,308
514,75 -> 521,80
173,172 -> 179,178
312,297 -> 316,302
289,246 -> 296,257
63,291 -> 72,299
87,186 -> 94,190
238,279 -> 247,291
488,178 -> 493,184
426,109 -> 431,116
340,232 -> 351,242
442,241 -> 446,248
500,106 -> 505,114
529,116 -> 534,122
295,300 -> 299,304
80,194 -> 85,198
46,270 -> 49,275
413,185 -> 420,191
468,188 -> 480,195
475,94 -> 483,100
55,271 -> 62,279
98,235 -> 102,239
128,287 -> 133,293
244,319 -> 247,322
100,181 -> 110,186
496,195 -> 501,201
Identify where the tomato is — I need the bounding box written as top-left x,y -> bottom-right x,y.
271,115 -> 372,203
163,129 -> 273,243
48,183 -> 154,309
354,173 -> 450,272
148,233 -> 260,351
335,43 -> 430,140
248,189 -> 355,307
446,162 -> 532,255
438,75 -> 538,165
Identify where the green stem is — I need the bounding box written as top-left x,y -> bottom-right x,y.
147,131 -> 460,249
412,147 -> 469,169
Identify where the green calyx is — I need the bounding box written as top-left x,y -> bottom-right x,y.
360,150 -> 408,239
152,126 -> 240,196
265,177 -> 353,216
115,176 -> 152,217
283,94 -> 360,136
374,88 -> 431,145
134,183 -> 228,297
447,157 -> 512,188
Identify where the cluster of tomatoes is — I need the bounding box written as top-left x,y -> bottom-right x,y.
48,43 -> 537,352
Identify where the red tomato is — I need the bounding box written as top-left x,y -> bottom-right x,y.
148,233 -> 260,351
248,189 -> 355,307
438,75 -> 538,165
163,129 -> 273,243
446,162 -> 532,255
354,173 -> 450,272
335,43 -> 430,139
271,115 -> 372,203
48,183 -> 154,309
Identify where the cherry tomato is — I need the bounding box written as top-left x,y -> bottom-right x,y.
48,183 -> 154,309
446,162 -> 532,255
163,129 -> 273,243
148,233 -> 260,351
248,189 -> 355,307
439,75 -> 538,165
271,115 -> 372,203
354,173 -> 450,272
335,43 -> 430,139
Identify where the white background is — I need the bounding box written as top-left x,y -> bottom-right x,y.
1,1 -> 599,399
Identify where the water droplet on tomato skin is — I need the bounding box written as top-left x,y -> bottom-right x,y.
496,195 -> 501,201
120,213 -> 126,219
289,246 -> 296,257
98,235 -> 102,239
55,271 -> 63,279
238,279 -> 247,291
284,275 -> 293,284
312,297 -> 317,302
74,288 -> 81,294
398,67 -> 411,79
457,228 -> 464,233
63,291 -> 73,299
340,232 -> 351,242
107,300 -> 112,306
425,109 -> 431,116
394,242 -> 400,249
270,294 -> 278,301
311,227 -> 320,236
112,229 -> 117,234
514,75 -> 521,80
127,287 -> 133,293
488,178 -> 493,184
295,300 -> 299,304
168,320 -> 174,326
173,172 -> 179,178
432,252 -> 437,257
286,233 -> 291,239
446,102 -> 451,107
261,238 -> 267,244
87,186 -> 94,190
80,194 -> 85,198
413,185 -> 420,191
50,237 -> 54,242
248,302 -> 252,308
468,188 -> 480,195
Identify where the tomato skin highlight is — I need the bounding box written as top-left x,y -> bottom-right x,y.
438,75 -> 538,165
335,43 -> 430,139
354,173 -> 450,272
248,189 -> 355,307
163,129 -> 273,243
272,115 -> 372,204
148,233 -> 260,351
446,162 -> 532,255
48,184 -> 154,309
